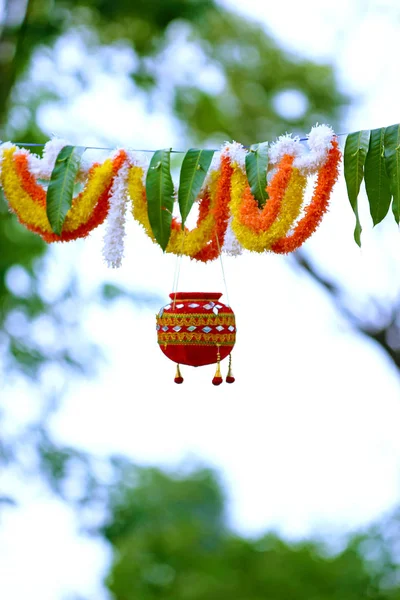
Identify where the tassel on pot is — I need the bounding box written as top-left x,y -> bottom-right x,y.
226,353 -> 235,384
174,364 -> 184,384
212,347 -> 223,386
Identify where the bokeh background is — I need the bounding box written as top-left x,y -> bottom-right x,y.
1,1 -> 400,599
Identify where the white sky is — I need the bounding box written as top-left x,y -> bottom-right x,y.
1,1 -> 400,599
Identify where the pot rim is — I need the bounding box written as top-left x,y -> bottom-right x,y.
168,292 -> 223,301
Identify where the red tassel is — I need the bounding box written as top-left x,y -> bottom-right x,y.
226,375 -> 235,384
174,364 -> 184,384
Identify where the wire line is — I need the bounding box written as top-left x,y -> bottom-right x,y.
1,132 -> 348,154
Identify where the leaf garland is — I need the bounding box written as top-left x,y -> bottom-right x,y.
384,124 -> 400,224
4,121 -> 400,256
344,130 -> 370,246
178,149 -> 214,228
364,127 -> 391,226
245,142 -> 269,208
46,145 -> 86,235
146,149 -> 174,251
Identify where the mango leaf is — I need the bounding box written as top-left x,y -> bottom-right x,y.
364,128 -> 392,225
146,149 -> 174,251
384,124 -> 400,224
46,146 -> 85,236
178,149 -> 214,227
344,130 -> 370,246
245,142 -> 269,208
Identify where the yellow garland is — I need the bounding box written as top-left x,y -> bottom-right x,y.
0,146 -> 116,233
167,171 -> 218,256
229,163 -> 307,252
63,158 -> 115,231
129,165 -> 155,239
128,165 -> 219,257
1,147 -> 52,232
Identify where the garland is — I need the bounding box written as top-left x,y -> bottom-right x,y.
102,154 -> 131,268
0,124 -> 342,265
128,153 -> 232,261
0,143 -> 127,243
230,161 -> 307,253
192,154 -> 233,262
271,139 -> 341,253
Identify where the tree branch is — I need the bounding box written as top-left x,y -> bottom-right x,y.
292,250 -> 400,373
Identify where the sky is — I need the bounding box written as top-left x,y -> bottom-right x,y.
1,1 -> 400,599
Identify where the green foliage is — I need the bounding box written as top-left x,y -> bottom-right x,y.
365,128 -> 392,226
344,130 -> 370,246
245,142 -> 269,208
146,149 -> 174,250
178,149 -> 214,227
343,124 -> 400,242
46,145 -> 85,235
384,124 -> 400,224
102,461 -> 225,543
101,463 -> 400,600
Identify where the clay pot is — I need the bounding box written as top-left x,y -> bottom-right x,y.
156,292 -> 236,367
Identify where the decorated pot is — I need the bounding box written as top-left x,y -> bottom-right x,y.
156,292 -> 236,367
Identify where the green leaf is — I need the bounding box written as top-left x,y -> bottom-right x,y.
245,142 -> 269,208
146,149 -> 174,251
46,146 -> 85,235
364,128 -> 392,226
178,149 -> 214,227
344,130 -> 370,246
384,123 -> 400,224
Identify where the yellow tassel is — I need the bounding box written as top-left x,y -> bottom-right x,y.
212,347 -> 223,386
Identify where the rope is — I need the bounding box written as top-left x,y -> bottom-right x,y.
1,132 -> 348,154
216,234 -> 230,307
171,230 -> 186,308
170,232 -> 230,307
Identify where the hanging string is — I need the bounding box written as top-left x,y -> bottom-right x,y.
170,233 -> 229,306
216,234 -> 230,307
171,254 -> 181,309
0,132 -> 348,153
171,230 -> 186,308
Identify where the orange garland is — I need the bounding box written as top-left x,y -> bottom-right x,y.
14,153 -> 47,207
271,139 -> 341,254
238,155 -> 294,233
193,154 -> 233,262
170,187 -> 211,234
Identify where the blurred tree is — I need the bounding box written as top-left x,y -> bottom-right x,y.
1,0 -> 398,513
0,0 -> 347,505
101,462 -> 400,600
0,2 -> 399,598
0,0 -> 345,144
293,251 -> 400,372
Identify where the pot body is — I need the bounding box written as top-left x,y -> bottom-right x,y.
156,292 -> 236,367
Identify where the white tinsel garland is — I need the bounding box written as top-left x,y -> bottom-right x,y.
102,154 -> 130,268
222,216 -> 243,257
